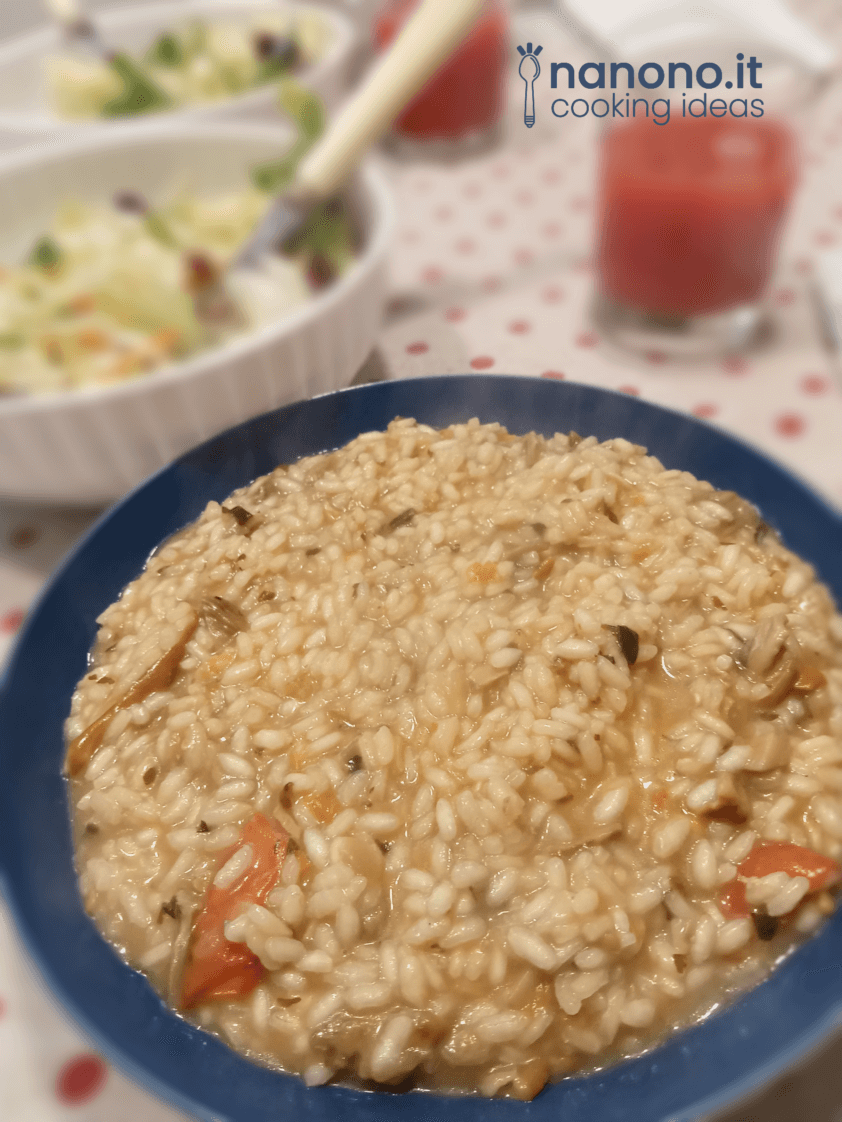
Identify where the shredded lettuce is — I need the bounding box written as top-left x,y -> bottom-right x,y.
47,14 -> 331,120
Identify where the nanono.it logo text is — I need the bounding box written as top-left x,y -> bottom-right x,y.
521,51 -> 766,126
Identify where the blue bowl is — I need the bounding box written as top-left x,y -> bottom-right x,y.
2,376 -> 842,1122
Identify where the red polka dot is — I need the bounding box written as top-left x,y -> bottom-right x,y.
492,163 -> 511,179
1,608 -> 24,634
386,296 -> 411,317
9,525 -> 39,549
463,182 -> 482,199
776,412 -> 808,437
515,191 -> 534,205
401,230 -> 419,244
619,385 -> 640,396
0,996 -> 6,1018
573,258 -> 592,274
542,168 -> 561,185
56,1055 -> 107,1105
508,320 -> 531,334
487,212 -> 506,228
470,356 -> 495,370
815,230 -> 836,246
722,355 -> 749,376
543,222 -> 562,238
406,341 -> 429,355
692,402 -> 719,419
421,266 -> 443,285
801,372 -> 830,395
444,306 -> 465,322
795,257 -> 813,276
482,276 -> 501,293
542,286 -> 564,303
575,331 -> 599,348
775,412 -> 806,438
514,248 -> 533,266
570,196 -> 589,212
541,370 -> 565,379
646,350 -> 668,365
434,206 -> 453,221
456,238 -> 476,254
773,288 -> 796,306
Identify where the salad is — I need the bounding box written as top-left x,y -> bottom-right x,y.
46,11 -> 333,120
0,85 -> 354,397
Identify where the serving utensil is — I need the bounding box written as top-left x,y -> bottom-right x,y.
232,0 -> 485,269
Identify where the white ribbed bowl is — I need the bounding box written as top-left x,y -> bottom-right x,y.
0,120 -> 393,504
0,0 -> 357,150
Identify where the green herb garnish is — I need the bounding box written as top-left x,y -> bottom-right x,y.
280,77 -> 325,145
143,212 -> 179,249
29,236 -> 63,272
250,153 -> 299,195
283,198 -> 355,280
250,78 -> 325,195
101,54 -> 173,117
149,32 -> 184,68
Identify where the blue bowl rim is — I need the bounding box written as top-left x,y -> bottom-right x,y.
1,373 -> 841,1122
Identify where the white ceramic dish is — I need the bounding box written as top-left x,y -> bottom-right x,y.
0,0 -> 357,150
0,119 -> 393,504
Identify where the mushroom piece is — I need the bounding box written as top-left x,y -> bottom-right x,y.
752,653 -> 800,711
198,595 -> 247,649
734,615 -> 826,714
742,614 -> 789,676
742,718 -> 791,772
551,822 -> 622,851
702,773 -> 749,824
65,609 -> 198,777
222,504 -> 262,536
469,664 -> 514,690
167,903 -> 196,1005
381,507 -> 416,534
522,431 -> 543,467
713,490 -> 761,535
606,624 -> 639,666
331,834 -> 385,886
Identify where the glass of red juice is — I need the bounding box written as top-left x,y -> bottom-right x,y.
373,0 -> 509,159
594,114 -> 798,356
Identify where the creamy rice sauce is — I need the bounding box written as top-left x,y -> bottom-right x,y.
65,418 -> 842,1098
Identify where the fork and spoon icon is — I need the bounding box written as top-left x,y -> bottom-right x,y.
517,42 -> 542,128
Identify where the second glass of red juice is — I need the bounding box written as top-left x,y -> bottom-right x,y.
595,114 -> 798,356
373,0 -> 510,159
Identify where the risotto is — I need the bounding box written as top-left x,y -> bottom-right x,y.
65,418 -> 842,1098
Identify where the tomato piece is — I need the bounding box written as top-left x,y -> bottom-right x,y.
718,879 -> 749,919
738,841 -> 842,893
180,813 -> 289,1009
718,842 -> 841,921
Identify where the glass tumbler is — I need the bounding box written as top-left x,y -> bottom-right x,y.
372,0 -> 510,160
594,111 -> 799,357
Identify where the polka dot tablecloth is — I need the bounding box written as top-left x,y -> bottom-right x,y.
4,3 -> 842,1120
